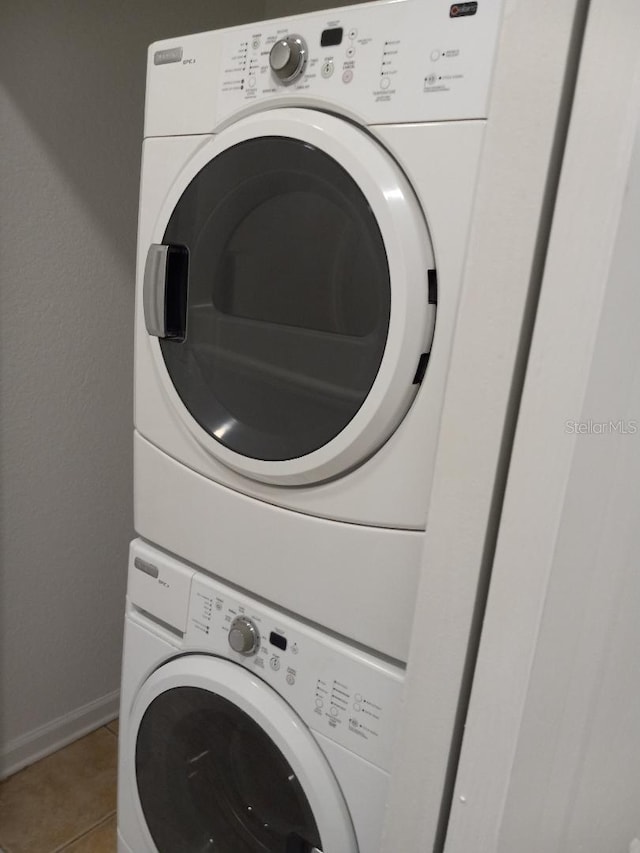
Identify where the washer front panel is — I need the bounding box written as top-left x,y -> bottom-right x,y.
126,539 -> 405,772
184,572 -> 404,771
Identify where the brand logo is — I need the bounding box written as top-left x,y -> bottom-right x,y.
450,2 -> 478,17
153,47 -> 183,66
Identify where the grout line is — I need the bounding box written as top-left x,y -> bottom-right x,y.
51,811 -> 116,853
104,719 -> 119,737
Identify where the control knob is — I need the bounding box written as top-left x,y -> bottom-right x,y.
269,34 -> 308,84
228,616 -> 260,656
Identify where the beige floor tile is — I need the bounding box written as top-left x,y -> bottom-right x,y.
105,718 -> 119,737
0,727 -> 117,853
58,814 -> 116,853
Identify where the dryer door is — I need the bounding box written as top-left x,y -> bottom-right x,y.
144,108 -> 435,485
129,655 -> 357,853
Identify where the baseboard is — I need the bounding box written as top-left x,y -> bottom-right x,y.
0,689 -> 120,780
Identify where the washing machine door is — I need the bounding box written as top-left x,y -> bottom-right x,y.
144,108 -> 435,485
129,655 -> 358,853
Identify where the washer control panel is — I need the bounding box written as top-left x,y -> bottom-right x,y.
215,0 -> 503,124
184,572 -> 404,772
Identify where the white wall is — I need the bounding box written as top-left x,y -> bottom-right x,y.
0,0 -> 264,776
379,0 -> 588,848
444,0 -> 640,849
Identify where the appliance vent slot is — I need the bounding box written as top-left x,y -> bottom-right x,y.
428,269 -> 438,304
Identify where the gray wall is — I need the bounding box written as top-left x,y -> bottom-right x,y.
0,0 -> 264,774
265,0 -> 370,15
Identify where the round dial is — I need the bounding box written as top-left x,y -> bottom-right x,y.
228,616 -> 260,656
269,35 -> 308,84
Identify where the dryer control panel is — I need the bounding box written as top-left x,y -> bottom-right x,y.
145,0 -> 504,136
216,0 -> 501,124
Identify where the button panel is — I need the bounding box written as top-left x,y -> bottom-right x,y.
184,572 -> 404,771
215,0 -> 502,125
321,59 -> 334,78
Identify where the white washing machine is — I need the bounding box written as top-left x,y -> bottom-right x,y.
118,539 -> 404,853
134,0 -> 503,659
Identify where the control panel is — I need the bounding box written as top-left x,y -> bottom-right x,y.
184,572 -> 404,772
269,34 -> 308,84
214,0 -> 503,125
127,541 -> 404,769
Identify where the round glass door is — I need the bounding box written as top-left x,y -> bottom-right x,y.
145,109 -> 435,485
136,686 -> 321,852
159,136 -> 391,463
129,655 -> 358,853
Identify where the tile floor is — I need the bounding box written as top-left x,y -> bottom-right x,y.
0,720 -> 118,853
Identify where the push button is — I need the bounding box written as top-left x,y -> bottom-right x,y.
321,60 -> 334,78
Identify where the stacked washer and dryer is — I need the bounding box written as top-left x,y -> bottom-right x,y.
118,2 -> 503,851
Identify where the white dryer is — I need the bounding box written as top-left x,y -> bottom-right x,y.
118,539 -> 404,853
134,0 -> 503,659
